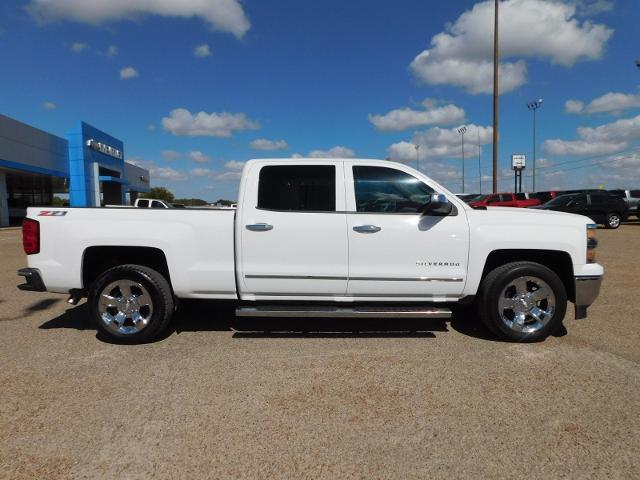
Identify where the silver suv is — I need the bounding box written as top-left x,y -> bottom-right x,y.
609,190 -> 640,218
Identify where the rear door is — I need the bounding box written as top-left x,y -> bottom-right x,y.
238,162 -> 348,298
345,162 -> 469,300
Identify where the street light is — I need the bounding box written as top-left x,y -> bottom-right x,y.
414,144 -> 420,171
457,126 -> 467,193
527,98 -> 543,192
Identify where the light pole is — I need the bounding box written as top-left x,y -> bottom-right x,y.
414,144 -> 420,171
477,128 -> 482,194
458,126 -> 467,193
527,98 -> 543,192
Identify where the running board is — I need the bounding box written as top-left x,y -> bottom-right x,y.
235,305 -> 452,319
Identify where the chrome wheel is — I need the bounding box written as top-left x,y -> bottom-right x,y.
608,215 -> 620,228
97,281 -> 153,335
497,276 -> 556,334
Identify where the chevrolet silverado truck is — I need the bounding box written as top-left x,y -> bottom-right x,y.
18,159 -> 603,343
469,193 -> 541,208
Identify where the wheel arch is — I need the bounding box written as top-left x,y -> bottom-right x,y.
480,249 -> 575,302
82,246 -> 172,290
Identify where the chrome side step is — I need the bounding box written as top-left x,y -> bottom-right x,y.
235,305 -> 452,319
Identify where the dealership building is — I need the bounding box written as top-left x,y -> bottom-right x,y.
0,114 -> 150,226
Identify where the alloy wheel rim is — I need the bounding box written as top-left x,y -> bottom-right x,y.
98,280 -> 153,335
497,276 -> 556,334
609,215 -> 620,227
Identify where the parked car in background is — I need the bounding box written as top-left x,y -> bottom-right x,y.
532,192 -> 628,229
469,193 -> 541,208
134,198 -> 172,209
528,191 -> 564,203
608,189 -> 640,218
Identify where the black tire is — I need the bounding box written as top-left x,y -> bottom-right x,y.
605,213 -> 621,229
88,264 -> 174,344
478,261 -> 567,342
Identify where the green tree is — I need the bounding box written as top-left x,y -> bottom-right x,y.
140,187 -> 175,203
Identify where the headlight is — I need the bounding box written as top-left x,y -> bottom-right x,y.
586,224 -> 598,263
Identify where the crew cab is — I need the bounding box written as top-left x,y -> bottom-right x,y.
18,159 -> 603,344
469,193 -> 541,208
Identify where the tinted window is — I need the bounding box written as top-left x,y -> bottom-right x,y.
137,199 -> 149,208
515,193 -> 527,200
608,189 -> 625,197
353,166 -> 434,213
151,201 -> 165,208
630,190 -> 640,198
258,165 -> 335,212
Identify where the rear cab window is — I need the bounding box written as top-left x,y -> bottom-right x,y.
257,165 -> 336,212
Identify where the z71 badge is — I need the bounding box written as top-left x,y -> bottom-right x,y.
38,211 -> 67,216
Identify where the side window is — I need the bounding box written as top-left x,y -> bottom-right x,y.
257,165 -> 335,212
500,194 -> 512,202
487,195 -> 500,203
572,194 -> 587,206
630,190 -> 640,198
515,193 -> 526,200
151,201 -> 165,208
590,195 -> 605,205
137,199 -> 149,208
353,166 -> 434,213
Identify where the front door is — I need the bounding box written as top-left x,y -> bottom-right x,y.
345,163 -> 469,300
238,162 -> 348,298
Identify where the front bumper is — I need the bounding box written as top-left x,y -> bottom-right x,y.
574,275 -> 603,319
17,268 -> 46,292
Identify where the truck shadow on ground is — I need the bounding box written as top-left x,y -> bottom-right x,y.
39,300 -> 537,343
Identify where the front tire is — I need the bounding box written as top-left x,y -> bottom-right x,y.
605,213 -> 621,229
88,264 -> 174,344
478,261 -> 567,342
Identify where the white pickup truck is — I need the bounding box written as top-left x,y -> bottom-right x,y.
18,158 -> 603,343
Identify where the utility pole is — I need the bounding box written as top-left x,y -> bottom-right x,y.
458,126 -> 467,193
492,0 -> 499,193
527,99 -> 543,192
414,144 -> 420,171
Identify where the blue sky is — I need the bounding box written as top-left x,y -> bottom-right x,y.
1,0 -> 639,200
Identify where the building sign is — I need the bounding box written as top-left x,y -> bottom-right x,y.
86,139 -> 123,160
511,154 -> 526,170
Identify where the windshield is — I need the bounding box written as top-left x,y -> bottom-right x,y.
544,194 -> 578,207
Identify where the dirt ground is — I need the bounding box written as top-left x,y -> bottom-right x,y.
0,224 -> 639,479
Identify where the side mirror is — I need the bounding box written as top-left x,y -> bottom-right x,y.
421,193 -> 453,216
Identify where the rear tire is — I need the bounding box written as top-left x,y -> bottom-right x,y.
478,261 -> 567,342
88,264 -> 174,344
605,213 -> 621,229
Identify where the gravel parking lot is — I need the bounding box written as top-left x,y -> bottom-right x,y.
1,225 -> 639,479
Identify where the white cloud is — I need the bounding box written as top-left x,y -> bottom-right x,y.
70,42 -> 88,53
120,66 -> 139,79
161,150 -> 181,161
28,0 -> 250,38
543,114 -> 640,156
224,160 -> 245,171
308,146 -> 356,158
575,0 -> 614,16
565,91 -> 640,115
250,138 -> 289,150
128,157 -> 187,181
388,124 -> 493,162
188,150 -> 212,163
369,100 -> 466,132
162,108 -> 260,137
42,101 -> 56,110
106,45 -> 118,57
194,44 -> 212,57
564,99 -> 585,114
189,168 -> 214,177
215,170 -> 243,181
409,0 -> 613,94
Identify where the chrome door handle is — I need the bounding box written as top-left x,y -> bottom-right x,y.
246,223 -> 273,232
353,224 -> 381,233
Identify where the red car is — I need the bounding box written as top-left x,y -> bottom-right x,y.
469,193 -> 542,208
